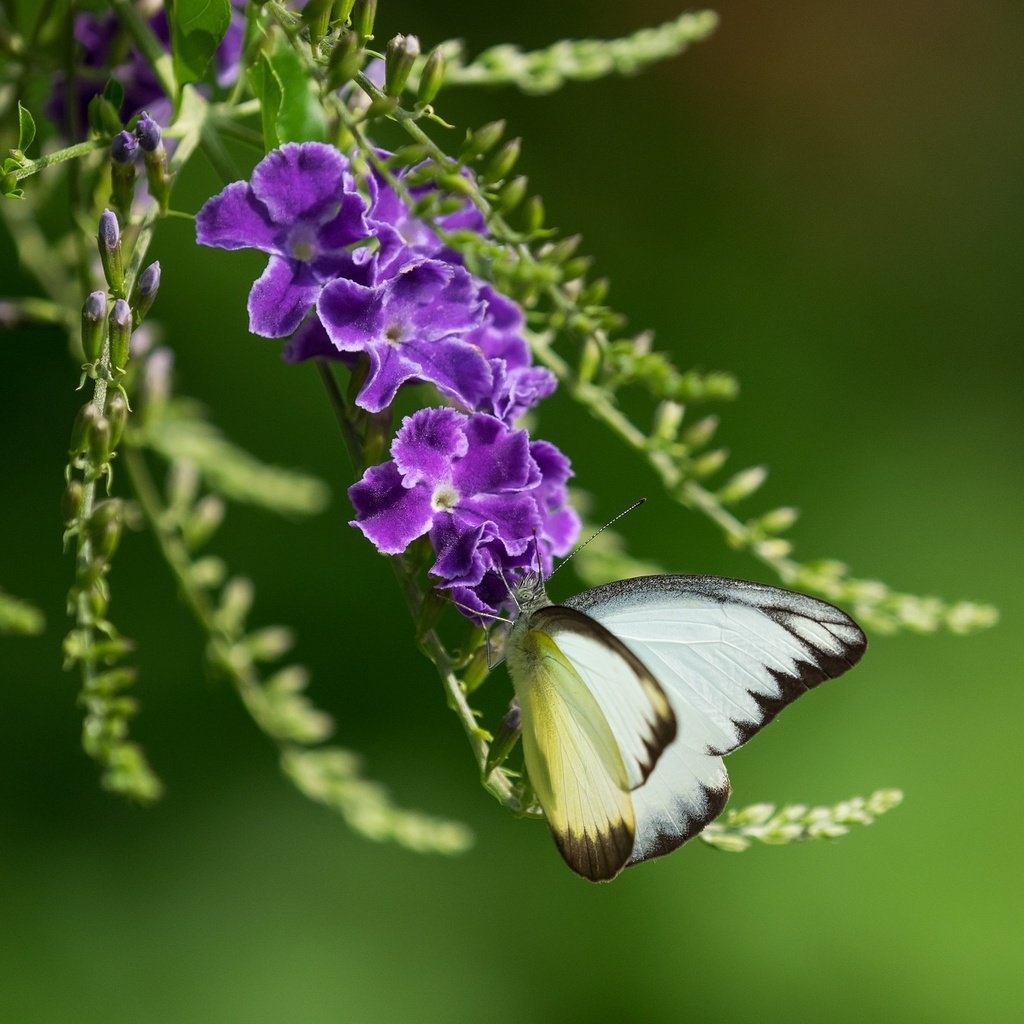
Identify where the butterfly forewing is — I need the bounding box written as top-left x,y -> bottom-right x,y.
564,575 -> 867,756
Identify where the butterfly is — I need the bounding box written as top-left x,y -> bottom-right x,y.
500,571 -> 867,882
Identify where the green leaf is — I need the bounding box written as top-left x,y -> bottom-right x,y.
169,0 -> 232,88
102,78 -> 125,113
17,103 -> 36,154
248,33 -> 326,150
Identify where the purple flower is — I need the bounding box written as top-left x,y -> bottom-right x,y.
196,143 -> 385,337
317,260 -> 492,412
348,408 -> 580,617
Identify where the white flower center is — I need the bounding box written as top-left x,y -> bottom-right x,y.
384,323 -> 405,344
431,483 -> 461,512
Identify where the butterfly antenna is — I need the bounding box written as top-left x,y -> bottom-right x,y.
448,597 -> 514,626
494,564 -> 522,611
548,498 -> 647,578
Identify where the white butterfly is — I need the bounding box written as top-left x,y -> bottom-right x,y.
501,571 -> 867,882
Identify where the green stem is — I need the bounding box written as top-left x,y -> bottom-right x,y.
109,0 -> 177,98
11,138 -> 108,181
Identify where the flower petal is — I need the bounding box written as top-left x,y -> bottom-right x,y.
403,336 -> 493,410
248,256 -> 321,338
195,181 -> 278,252
391,408 -> 468,488
455,492 -> 542,556
452,416 -> 538,496
354,344 -> 420,412
282,316 -> 353,363
430,517 -> 487,582
250,142 -> 350,226
348,462 -> 434,554
317,277 -> 385,349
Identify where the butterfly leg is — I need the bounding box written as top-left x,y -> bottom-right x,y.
484,699 -> 522,779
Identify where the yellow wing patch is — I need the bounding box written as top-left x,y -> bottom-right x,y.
511,629 -> 636,882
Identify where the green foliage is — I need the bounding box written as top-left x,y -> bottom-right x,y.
169,0 -> 232,87
0,589 -> 45,635
248,30 -> 327,149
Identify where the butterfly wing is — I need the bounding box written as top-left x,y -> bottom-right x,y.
563,575 -> 866,865
508,607 -> 676,881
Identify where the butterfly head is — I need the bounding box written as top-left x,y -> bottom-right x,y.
511,570 -> 550,616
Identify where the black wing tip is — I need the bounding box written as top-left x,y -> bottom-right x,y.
554,821 -> 634,883
629,780 -> 732,867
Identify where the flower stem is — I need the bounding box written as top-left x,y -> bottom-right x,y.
10,138 -> 108,181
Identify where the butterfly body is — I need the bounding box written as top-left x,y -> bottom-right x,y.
502,572 -> 867,882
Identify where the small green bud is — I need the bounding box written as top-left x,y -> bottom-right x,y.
436,172 -> 475,197
326,30 -> 363,90
183,494 -> 226,550
577,337 -> 602,385
302,0 -> 333,43
245,626 -> 295,662
388,144 -> 431,167
692,448 -> 729,478
88,416 -> 112,469
561,256 -> 591,283
652,400 -> 685,443
88,94 -> 122,136
416,46 -> 446,106
70,402 -> 102,455
81,291 -> 107,363
581,277 -> 609,304
334,0 -> 357,22
758,506 -> 799,534
354,0 -> 376,42
108,299 -> 132,372
484,701 -> 522,777
88,500 -> 123,561
483,137 -> 521,183
384,33 -> 420,97
460,119 -> 505,161
364,96 -> 399,120
498,175 -> 527,211
682,414 -> 718,449
105,391 -> 129,448
97,210 -> 125,297
62,480 -> 85,525
545,234 -> 581,264
523,195 -> 545,234
717,466 -> 768,505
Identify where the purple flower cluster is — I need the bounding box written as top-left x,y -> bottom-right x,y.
196,142 -> 579,616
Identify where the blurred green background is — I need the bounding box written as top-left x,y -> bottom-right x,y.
2,2 -> 1021,1021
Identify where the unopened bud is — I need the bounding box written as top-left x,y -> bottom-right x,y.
245,626 -> 295,662
692,448 -> 729,478
759,506 -> 799,534
384,33 -> 420,97
87,415 -> 112,468
498,174 -> 527,211
653,400 -> 685,443
134,112 -> 162,153
355,0 -> 377,42
460,119 -> 505,161
484,137 -> 520,183
523,195 -> 545,234
62,480 -> 85,525
416,46 -> 446,106
326,30 -> 363,90
108,299 -> 132,372
717,466 -> 768,505
682,415 -> 718,449
88,500 -> 123,561
130,261 -> 160,325
183,494 -> 226,550
111,130 -> 138,164
70,402 -> 102,455
81,291 -> 107,362
105,391 -> 129,448
97,210 -> 125,296
485,700 -> 522,777
334,0 -> 357,22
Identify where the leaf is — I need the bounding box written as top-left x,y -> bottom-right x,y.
169,0 -> 232,88
248,33 -> 326,150
17,103 -> 36,154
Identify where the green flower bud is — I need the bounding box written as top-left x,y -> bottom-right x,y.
87,94 -> 122,136
327,30 -> 363,90
483,137 -> 521,184
523,195 -> 545,234
81,291 -> 107,363
62,480 -> 85,525
88,415 -> 112,469
105,391 -> 129,448
384,33 -> 419,97
108,299 -> 132,372
460,120 -> 505,162
70,402 -> 102,455
334,0 -> 357,22
302,0 -> 333,43
417,46 -> 446,106
364,96 -> 398,120
355,0 -> 376,42
498,175 -> 528,211
88,500 -> 123,561
717,466 -> 768,505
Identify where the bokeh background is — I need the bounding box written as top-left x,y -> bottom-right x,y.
2,2 -> 1022,1021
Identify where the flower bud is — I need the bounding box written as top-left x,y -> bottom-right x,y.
62,479 -> 85,525
384,33 -> 419,97
105,391 -> 129,448
134,112 -> 162,153
484,700 -> 522,777
355,0 -> 377,43
87,94 -> 122,136
111,130 -> 138,164
498,175 -> 528,211
88,415 -> 112,468
326,30 -> 363,91
88,500 -> 123,561
81,290 -> 107,363
523,195 -> 545,234
483,137 -> 521,183
717,465 -> 768,505
70,402 -> 102,455
334,0 -> 357,22
417,46 -> 446,106
108,299 -> 132,372
130,261 -> 161,325
460,119 -> 505,161
97,210 -> 125,296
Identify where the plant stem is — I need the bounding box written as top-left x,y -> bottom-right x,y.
11,138 -> 107,181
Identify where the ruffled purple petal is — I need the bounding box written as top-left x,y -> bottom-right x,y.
282,316 -> 354,363
196,181 -> 279,252
250,142 -> 350,226
430,517 -> 487,583
248,256 -> 321,337
403,336 -> 493,410
543,505 -> 582,558
452,416 -> 538,497
489,363 -> 557,422
391,408 -> 468,488
355,344 -> 420,412
348,462 -> 434,554
317,277 -> 386,349
454,492 -> 542,556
